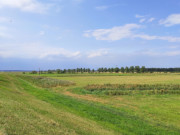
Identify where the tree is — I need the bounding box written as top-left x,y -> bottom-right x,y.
92,69 -> 95,73
68,69 -> 71,73
110,68 -> 114,73
87,68 -> 91,73
48,70 -> 53,74
125,67 -> 129,73
135,66 -> 140,73
63,69 -> 67,73
140,66 -> 146,73
56,69 -> 61,74
31,71 -> 37,74
83,68 -> 86,73
114,67 -> 120,73
129,66 -> 134,73
120,67 -> 125,73
98,68 -> 103,73
80,68 -> 83,73
104,68 -> 108,72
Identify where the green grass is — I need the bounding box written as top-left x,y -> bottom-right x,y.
16,75 -> 180,134
0,73 -> 180,134
18,75 -> 75,88
83,84 -> 180,95
0,73 -> 114,135
85,84 -> 180,91
52,73 -> 180,87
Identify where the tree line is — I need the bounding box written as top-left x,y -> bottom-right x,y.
29,66 -> 180,74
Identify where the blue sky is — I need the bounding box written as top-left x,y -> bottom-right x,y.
0,0 -> 180,70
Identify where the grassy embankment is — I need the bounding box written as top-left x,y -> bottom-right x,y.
0,73 -> 180,134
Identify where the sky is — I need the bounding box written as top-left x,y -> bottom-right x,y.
0,0 -> 180,70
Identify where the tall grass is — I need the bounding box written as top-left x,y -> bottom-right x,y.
17,75 -> 75,88
85,84 -> 180,91
85,84 -> 180,95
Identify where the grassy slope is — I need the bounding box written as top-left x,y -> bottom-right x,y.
0,73 -> 180,134
0,73 -> 114,135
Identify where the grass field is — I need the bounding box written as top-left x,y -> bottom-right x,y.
0,72 -> 180,134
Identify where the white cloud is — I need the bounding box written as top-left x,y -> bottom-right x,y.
159,14 -> 180,26
84,24 -> 180,42
135,14 -> 144,18
95,5 -> 108,11
0,43 -> 81,59
0,0 -> 51,13
84,24 -> 141,41
165,51 -> 180,56
87,49 -> 109,58
147,17 -> 155,22
139,18 -> 146,23
134,34 -> 180,42
135,14 -> 155,23
141,50 -> 180,56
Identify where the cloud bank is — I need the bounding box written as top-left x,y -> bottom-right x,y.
0,0 -> 51,13
160,14 -> 180,26
84,23 -> 180,42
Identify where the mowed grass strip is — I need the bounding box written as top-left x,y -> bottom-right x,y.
0,74 -> 114,135
17,75 -> 180,135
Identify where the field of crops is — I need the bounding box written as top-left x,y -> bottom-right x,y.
0,73 -> 180,135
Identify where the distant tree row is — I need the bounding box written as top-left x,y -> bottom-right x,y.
29,66 -> 180,74
97,66 -> 145,73
97,67 -> 180,73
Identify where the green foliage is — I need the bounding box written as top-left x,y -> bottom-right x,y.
129,66 -> 135,73
125,66 -> 129,73
48,70 -> 53,74
114,67 -> 120,73
140,66 -> 146,73
30,71 -> 37,74
56,69 -> 62,74
135,66 -> 140,73
35,67 -> 180,74
120,67 -> 125,73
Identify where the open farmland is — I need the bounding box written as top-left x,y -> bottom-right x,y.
0,72 -> 180,135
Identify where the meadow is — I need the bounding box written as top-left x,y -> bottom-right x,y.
0,72 -> 180,135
